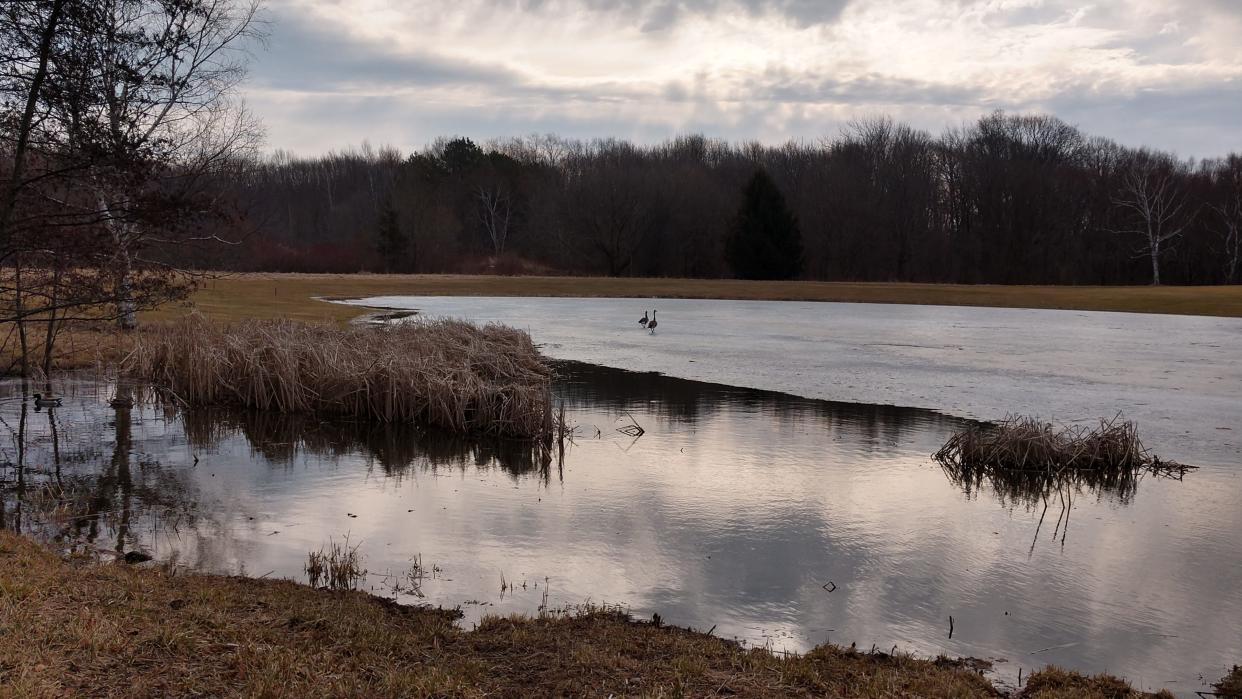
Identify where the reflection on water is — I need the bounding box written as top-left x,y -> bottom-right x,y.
181,409 -> 555,480
1,366 -> 1239,696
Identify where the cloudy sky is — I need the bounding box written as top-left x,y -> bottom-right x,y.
243,0 -> 1242,157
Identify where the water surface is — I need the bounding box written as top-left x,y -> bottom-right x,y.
344,296 -> 1242,468
1,364 -> 1238,696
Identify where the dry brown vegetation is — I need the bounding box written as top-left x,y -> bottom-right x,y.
123,315 -> 554,439
7,273 -> 1241,375
0,531 -> 1189,698
1018,667 -> 1174,698
156,273 -> 1242,323
305,537 -> 367,592
934,416 -> 1190,492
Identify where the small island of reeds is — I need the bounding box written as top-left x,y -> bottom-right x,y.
123,315 -> 554,439
934,415 -> 1193,505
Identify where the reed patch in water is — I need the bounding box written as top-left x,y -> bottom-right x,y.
124,315 -> 554,439
934,415 -> 1189,491
305,537 -> 367,591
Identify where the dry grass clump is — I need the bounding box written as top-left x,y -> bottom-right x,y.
1019,667 -> 1175,698
305,537 -> 367,591
123,315 -> 553,439
935,415 -> 1190,496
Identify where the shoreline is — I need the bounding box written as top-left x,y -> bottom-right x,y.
0,530 -> 1200,698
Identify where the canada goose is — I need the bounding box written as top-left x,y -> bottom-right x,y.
639,310 -> 649,328
32,393 -> 62,408
648,310 -> 658,334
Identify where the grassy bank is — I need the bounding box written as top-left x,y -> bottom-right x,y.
0,531 -> 1182,698
153,273 -> 1242,323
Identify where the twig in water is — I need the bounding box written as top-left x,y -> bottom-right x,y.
616,412 -> 645,438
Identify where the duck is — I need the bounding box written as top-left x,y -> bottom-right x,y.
31,393 -> 62,408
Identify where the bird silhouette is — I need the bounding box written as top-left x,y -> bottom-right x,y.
32,393 -> 62,408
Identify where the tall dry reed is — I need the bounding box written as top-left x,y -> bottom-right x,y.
124,315 -> 554,439
934,415 -> 1190,505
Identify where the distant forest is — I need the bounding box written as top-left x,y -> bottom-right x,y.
214,112 -> 1242,285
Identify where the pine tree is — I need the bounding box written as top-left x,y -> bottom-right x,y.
725,170 -> 804,280
375,199 -> 409,272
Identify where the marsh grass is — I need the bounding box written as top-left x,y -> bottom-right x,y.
305,537 -> 367,591
124,315 -> 554,439
935,415 -> 1191,505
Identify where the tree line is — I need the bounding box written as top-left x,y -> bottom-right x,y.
223,115 -> 1242,286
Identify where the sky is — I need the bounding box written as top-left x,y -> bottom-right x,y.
242,0 -> 1242,158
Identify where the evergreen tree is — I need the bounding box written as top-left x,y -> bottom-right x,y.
725,169 -> 804,280
375,199 -> 409,272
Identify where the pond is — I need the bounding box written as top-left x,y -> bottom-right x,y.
2,298 -> 1240,696
343,296 -> 1242,468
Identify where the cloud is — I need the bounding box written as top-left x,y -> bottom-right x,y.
519,0 -> 853,29
242,0 -> 1242,157
254,7 -> 527,91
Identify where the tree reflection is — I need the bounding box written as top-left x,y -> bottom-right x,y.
553,360 -> 959,446
0,382 -> 205,558
179,408 -> 553,479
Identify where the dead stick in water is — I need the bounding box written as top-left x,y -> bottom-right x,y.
949,615 -> 954,639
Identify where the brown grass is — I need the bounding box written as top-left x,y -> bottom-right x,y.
2,530 -> 1184,698
934,415 -> 1190,489
122,315 -> 554,439
305,537 -> 367,591
148,273 -> 1242,322
7,273 -> 1240,374
1020,667 -> 1175,698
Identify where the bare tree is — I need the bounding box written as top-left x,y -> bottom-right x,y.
476,184 -> 511,256
0,0 -> 68,256
1111,152 -> 1194,285
1,0 -> 263,377
46,0 -> 265,328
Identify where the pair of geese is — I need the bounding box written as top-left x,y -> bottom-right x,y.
30,392 -> 133,409
638,310 -> 659,334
